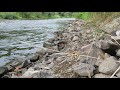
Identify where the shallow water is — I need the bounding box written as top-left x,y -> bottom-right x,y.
0,18 -> 75,66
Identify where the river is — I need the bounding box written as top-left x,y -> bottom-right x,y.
0,18 -> 75,66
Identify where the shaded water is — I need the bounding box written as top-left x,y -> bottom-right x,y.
0,18 -> 75,66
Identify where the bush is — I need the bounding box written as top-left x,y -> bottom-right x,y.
4,15 -> 19,19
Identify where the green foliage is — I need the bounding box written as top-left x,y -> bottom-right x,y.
72,12 -> 90,20
0,12 -> 118,21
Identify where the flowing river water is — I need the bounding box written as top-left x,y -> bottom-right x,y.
0,18 -> 75,66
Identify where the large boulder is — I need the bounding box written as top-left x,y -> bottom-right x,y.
72,62 -> 95,77
80,44 -> 105,65
98,56 -> 119,74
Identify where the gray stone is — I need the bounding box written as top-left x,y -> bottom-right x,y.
94,73 -> 117,78
31,70 -> 55,78
95,56 -> 105,67
20,68 -> 39,78
36,47 -> 47,55
0,67 -> 8,77
47,38 -> 55,43
72,63 -> 95,77
30,55 -> 39,62
116,49 -> 120,57
21,60 -> 31,68
72,36 -> 79,42
95,40 -> 110,50
1,74 -> 11,78
5,61 -> 22,71
116,71 -> 120,78
43,42 -> 55,49
99,57 -> 119,74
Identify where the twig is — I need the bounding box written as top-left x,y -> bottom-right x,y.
86,43 -> 93,60
110,65 -> 120,78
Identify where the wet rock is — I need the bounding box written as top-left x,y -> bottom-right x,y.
21,60 -> 31,68
94,73 -> 117,78
47,38 -> 55,43
72,63 -> 95,77
99,56 -> 119,74
0,67 -> 8,77
5,61 -> 22,71
30,55 -> 39,62
43,42 -> 55,49
1,74 -> 11,78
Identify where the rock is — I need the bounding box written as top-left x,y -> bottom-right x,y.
5,61 -> 22,71
116,49 -> 120,57
21,68 -> 39,78
21,60 -> 32,68
104,53 -> 111,59
95,55 -> 105,67
99,57 -> 119,74
0,67 -> 8,77
46,49 -> 60,55
80,44 -> 105,65
1,74 -> 11,78
111,36 -> 120,40
31,70 -> 55,78
43,42 -> 55,49
95,40 -> 110,50
116,71 -> 120,77
47,38 -> 55,43
94,73 -> 117,78
72,36 -> 79,42
72,63 -> 95,77
57,41 -> 67,51
30,55 -> 39,62
36,47 -> 47,55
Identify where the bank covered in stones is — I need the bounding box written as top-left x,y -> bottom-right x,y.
1,19 -> 120,78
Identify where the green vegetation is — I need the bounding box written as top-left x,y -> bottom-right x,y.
0,12 -> 119,25
0,12 -> 91,20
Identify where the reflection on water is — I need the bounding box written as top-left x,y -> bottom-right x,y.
0,18 -> 75,66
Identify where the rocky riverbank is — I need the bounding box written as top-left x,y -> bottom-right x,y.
1,19 -> 120,78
